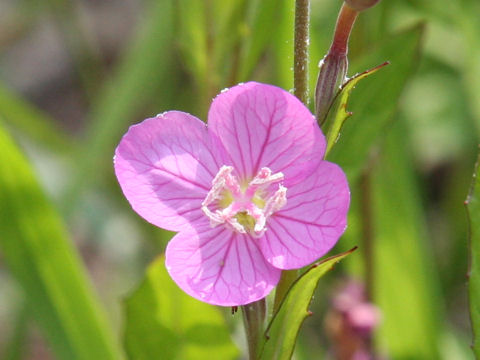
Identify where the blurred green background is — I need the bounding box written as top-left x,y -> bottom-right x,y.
0,0 -> 478,359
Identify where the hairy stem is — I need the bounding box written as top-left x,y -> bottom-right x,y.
271,0 -> 311,317
294,0 -> 310,105
241,299 -> 266,359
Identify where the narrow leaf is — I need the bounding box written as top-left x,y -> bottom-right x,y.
372,120 -> 442,358
124,255 -> 239,360
63,0 -> 175,210
466,147 -> 480,358
323,62 -> 389,157
0,123 -> 122,360
259,248 -> 357,360
0,84 -> 73,152
238,0 -> 289,81
327,24 -> 424,180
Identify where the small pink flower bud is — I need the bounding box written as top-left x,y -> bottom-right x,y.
345,0 -> 381,12
315,52 -> 348,125
315,4 -> 357,125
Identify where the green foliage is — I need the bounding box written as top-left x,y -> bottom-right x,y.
65,0 -> 176,209
0,122 -> 122,360
323,62 -> 388,157
259,248 -> 356,360
466,150 -> 480,358
0,84 -> 73,152
328,24 -> 424,181
371,120 -> 442,358
1,0 -> 478,358
124,255 -> 239,360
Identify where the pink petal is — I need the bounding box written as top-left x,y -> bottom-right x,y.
259,161 -> 350,269
165,220 -> 281,306
114,111 -> 221,232
208,82 -> 325,185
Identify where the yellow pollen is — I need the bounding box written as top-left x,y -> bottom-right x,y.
235,211 -> 256,230
252,194 -> 265,209
218,190 -> 234,208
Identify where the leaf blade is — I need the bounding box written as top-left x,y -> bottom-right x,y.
0,122 -> 122,360
259,248 -> 356,360
124,255 -> 239,360
466,148 -> 480,358
323,62 -> 389,157
327,24 -> 424,180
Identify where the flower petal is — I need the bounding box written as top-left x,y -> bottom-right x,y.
165,220 -> 281,306
260,161 -> 350,269
114,111 -> 221,231
208,82 -> 325,185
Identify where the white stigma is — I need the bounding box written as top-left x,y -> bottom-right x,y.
201,165 -> 287,237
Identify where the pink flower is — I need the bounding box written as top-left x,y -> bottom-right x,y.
114,82 -> 350,306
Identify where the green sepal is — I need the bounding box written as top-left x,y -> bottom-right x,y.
323,62 -> 389,158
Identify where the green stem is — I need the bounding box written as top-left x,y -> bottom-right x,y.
270,0 -> 311,320
241,299 -> 266,360
293,0 -> 310,105
359,168 -> 374,301
272,269 -> 298,314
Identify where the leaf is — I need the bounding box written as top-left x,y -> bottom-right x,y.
2,303 -> 29,360
0,122 -> 122,360
124,255 -> 239,360
371,119 -> 442,358
176,0 -> 208,86
0,83 -> 74,153
466,147 -> 480,358
259,248 -> 357,360
327,24 -> 424,181
323,62 -> 389,157
62,0 -> 175,210
238,0 -> 290,81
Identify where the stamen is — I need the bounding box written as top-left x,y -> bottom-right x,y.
263,185 -> 287,219
202,166 -> 287,235
246,167 -> 284,197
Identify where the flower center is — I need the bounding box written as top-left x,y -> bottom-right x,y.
201,165 -> 287,237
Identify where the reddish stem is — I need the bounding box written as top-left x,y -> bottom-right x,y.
330,4 -> 358,55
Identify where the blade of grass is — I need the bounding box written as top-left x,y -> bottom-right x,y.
466,147 -> 480,358
2,302 -> 29,360
62,0 -> 175,212
0,84 -> 74,153
238,0 -> 290,82
0,122 -> 123,360
371,119 -> 442,358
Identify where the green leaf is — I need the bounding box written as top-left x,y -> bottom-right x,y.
63,0 -> 175,210
323,62 -> 389,157
0,122 -> 122,360
0,83 -> 74,152
327,24 -> 424,180
176,0 -> 208,86
371,119 -> 442,358
466,148 -> 480,358
124,255 -> 239,360
259,248 -> 357,360
2,303 -> 28,360
238,0 -> 290,81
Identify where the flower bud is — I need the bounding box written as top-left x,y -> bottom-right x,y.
314,3 -> 356,125
315,52 -> 348,125
344,0 -> 381,12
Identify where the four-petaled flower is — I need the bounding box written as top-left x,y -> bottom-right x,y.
114,82 -> 350,306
